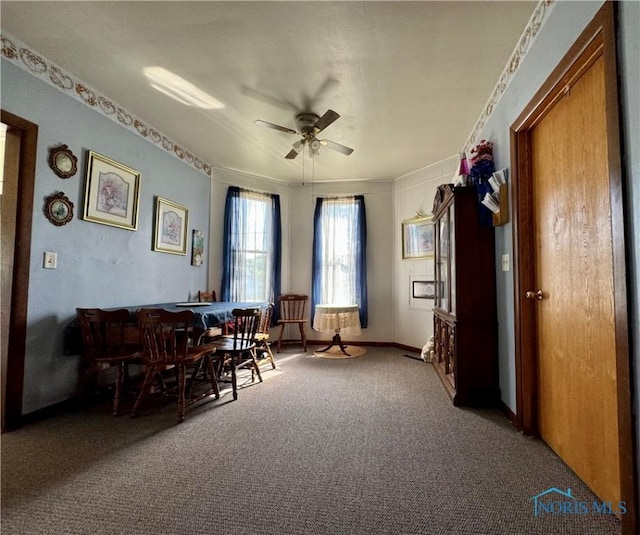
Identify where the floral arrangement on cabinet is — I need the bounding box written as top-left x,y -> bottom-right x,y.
468,140 -> 495,226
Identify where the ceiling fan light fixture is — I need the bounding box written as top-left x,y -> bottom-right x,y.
254,108 -> 353,159
144,67 -> 224,109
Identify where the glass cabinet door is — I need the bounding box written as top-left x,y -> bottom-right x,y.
435,219 -> 441,309
439,209 -> 449,312
449,204 -> 456,315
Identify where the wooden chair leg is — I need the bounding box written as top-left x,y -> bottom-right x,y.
299,322 -> 307,352
264,341 -> 276,369
177,364 -> 186,424
131,366 -> 155,418
252,353 -> 263,383
231,359 -> 238,401
112,361 -> 125,416
205,355 -> 220,399
277,324 -> 285,353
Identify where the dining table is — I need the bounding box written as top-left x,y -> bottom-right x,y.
121,301 -> 268,330
64,301 -> 269,355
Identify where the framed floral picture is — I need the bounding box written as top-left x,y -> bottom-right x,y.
402,215 -> 434,259
191,229 -> 204,266
153,196 -> 189,255
83,151 -> 141,230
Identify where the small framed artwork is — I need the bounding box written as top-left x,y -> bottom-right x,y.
44,191 -> 74,226
413,280 -> 435,299
402,215 -> 434,259
153,196 -> 189,255
191,229 -> 204,266
83,151 -> 141,230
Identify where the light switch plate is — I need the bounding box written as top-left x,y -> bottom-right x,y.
501,253 -> 510,272
43,251 -> 57,269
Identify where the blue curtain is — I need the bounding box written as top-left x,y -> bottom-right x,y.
270,193 -> 282,324
354,195 -> 368,328
221,187 -> 240,302
221,186 -> 281,324
311,198 -> 324,327
311,195 -> 368,328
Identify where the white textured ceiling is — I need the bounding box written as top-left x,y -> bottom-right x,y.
1,1 -> 536,183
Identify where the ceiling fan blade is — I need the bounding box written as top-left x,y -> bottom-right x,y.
254,119 -> 297,135
285,140 -> 304,160
320,138 -> 354,156
313,109 -> 340,133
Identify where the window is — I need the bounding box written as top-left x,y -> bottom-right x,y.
221,187 -> 281,306
312,195 -> 368,327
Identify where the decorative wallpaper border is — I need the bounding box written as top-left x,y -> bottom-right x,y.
463,0 -> 555,153
0,32 -> 212,178
2,1 -> 555,179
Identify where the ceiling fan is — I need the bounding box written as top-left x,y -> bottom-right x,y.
254,109 -> 354,159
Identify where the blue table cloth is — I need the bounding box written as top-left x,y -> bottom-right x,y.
128,301 -> 268,330
65,301 -> 268,355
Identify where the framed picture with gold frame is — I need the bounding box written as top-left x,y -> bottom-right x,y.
153,196 -> 189,255
83,151 -> 140,230
402,215 -> 434,259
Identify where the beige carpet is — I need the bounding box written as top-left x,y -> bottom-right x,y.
1,347 -> 621,535
313,345 -> 367,359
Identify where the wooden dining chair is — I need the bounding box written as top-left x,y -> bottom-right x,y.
276,294 -> 308,353
198,290 -> 217,302
76,308 -> 142,416
194,290 -> 224,342
220,303 -> 276,369
132,308 -> 220,423
210,308 -> 262,400
255,303 -> 276,368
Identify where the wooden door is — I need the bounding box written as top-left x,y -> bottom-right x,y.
0,110 -> 37,432
531,54 -> 619,503
512,5 -> 635,531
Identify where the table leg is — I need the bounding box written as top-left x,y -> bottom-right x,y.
317,332 -> 351,356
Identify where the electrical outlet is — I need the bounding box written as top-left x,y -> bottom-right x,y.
501,253 -> 510,272
43,251 -> 57,269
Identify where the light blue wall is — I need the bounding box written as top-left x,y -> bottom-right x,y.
1,60 -> 211,413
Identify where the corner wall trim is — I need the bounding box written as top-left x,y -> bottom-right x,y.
1,33 -> 212,178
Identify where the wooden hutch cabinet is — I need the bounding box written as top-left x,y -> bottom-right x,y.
431,184 -> 499,406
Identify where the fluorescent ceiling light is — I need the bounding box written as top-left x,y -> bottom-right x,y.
143,67 -> 224,109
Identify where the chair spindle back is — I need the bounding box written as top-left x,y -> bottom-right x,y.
76,308 -> 131,359
256,304 -> 274,335
136,309 -> 193,363
230,308 -> 260,350
279,295 -> 307,322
